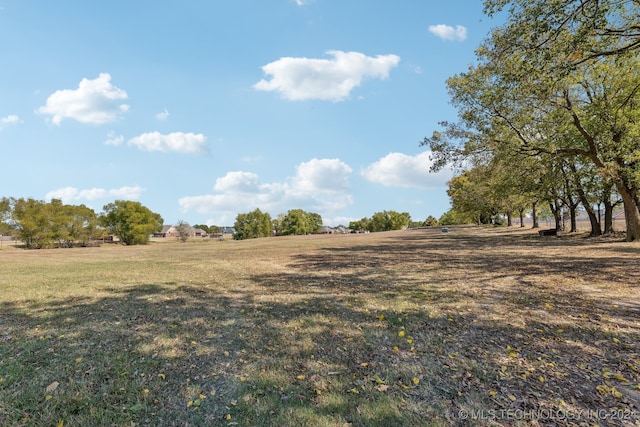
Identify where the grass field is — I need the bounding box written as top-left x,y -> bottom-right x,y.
1,227 -> 639,426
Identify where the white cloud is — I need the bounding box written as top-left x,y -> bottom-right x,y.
428,24 -> 468,42
155,107 -> 169,121
179,158 -> 353,224
104,131 -> 124,146
37,73 -> 129,125
254,50 -> 400,101
292,158 -> 351,193
46,185 -> 145,203
0,114 -> 22,131
361,151 -> 452,189
214,171 -> 262,193
128,131 -> 208,154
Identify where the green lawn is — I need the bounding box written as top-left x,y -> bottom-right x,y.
1,228 -> 639,426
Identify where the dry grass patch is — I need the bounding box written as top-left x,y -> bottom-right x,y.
1,227 -> 639,426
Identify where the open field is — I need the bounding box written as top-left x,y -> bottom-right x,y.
1,227 -> 639,426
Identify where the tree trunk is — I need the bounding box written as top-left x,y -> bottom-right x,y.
603,199 -> 614,234
582,202 -> 602,237
574,182 -> 602,236
506,212 -> 512,227
615,181 -> 640,242
568,205 -> 576,232
550,202 -> 562,231
519,208 -> 525,228
532,201 -> 539,229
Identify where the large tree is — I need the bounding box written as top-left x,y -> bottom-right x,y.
483,0 -> 640,67
279,209 -> 323,236
369,211 -> 412,232
424,2 -> 640,240
100,200 -> 163,245
10,198 -> 52,249
233,208 -> 272,240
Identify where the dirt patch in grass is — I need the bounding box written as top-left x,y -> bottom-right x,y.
0,227 -> 639,426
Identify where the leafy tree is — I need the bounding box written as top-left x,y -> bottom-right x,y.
233,208 -> 272,240
279,209 -> 323,235
2,198 -> 99,248
423,215 -> 439,226
423,3 -> 640,240
100,200 -> 163,245
446,169 -> 496,225
54,202 -> 98,247
369,211 -> 411,232
175,220 -> 193,242
483,0 -> 640,68
0,197 -> 12,236
11,198 -> 52,248
348,217 -> 370,233
438,208 -> 475,225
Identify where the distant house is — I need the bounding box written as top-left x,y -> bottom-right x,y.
153,225 -> 174,238
220,226 -> 235,235
153,224 -> 197,238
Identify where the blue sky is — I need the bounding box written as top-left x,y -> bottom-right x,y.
0,1 -> 500,227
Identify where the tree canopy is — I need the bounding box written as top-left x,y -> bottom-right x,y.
233,208 -> 273,240
278,209 -> 323,236
100,200 -> 163,245
424,0 -> 640,240
349,211 -> 411,233
2,198 -> 100,249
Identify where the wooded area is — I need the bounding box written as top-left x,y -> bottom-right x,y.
424,0 -> 640,241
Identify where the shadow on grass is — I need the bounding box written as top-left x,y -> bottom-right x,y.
0,229 -> 639,426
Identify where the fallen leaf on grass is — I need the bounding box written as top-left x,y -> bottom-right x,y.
373,375 -> 385,384
46,381 -> 59,393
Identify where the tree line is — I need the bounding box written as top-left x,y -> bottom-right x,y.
231,209 -> 415,240
230,208 -> 323,240
0,197 -> 163,248
0,197 -> 433,247
423,0 -> 640,240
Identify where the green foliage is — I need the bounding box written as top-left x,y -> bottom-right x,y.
423,215 -> 439,226
100,200 -> 163,245
233,208 -> 272,240
438,209 -> 475,226
369,211 -> 411,232
0,197 -> 14,236
423,0 -> 640,240
7,198 -> 99,249
279,209 -> 323,236
349,217 -> 370,232
349,212 -> 411,232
